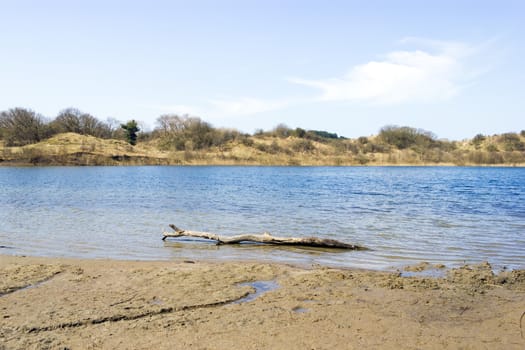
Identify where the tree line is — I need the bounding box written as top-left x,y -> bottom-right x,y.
0,108 -> 121,146
0,107 -> 251,149
0,107 -> 146,147
1,107 -> 524,159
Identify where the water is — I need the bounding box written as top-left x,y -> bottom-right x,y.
0,166 -> 524,271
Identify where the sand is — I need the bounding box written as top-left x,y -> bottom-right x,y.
1,255 -> 525,349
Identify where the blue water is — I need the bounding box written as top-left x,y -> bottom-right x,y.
0,166 -> 524,271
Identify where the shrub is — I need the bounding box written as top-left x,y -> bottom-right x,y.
154,114 -> 243,150
292,127 -> 306,138
357,136 -> 369,144
121,120 -> 140,145
471,134 -> 486,149
255,141 -> 282,154
272,124 -> 292,138
52,108 -> 112,138
291,139 -> 315,153
0,108 -> 48,146
499,133 -> 525,151
362,142 -> 390,154
486,144 -> 498,152
240,136 -> 254,147
378,125 -> 436,150
308,130 -> 339,139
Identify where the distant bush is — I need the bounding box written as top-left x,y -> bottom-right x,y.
299,129 -> 340,143
357,136 -> 369,144
254,140 -> 284,154
121,120 -> 140,145
434,140 -> 457,152
0,108 -> 48,146
486,144 -> 498,152
291,139 -> 315,153
471,134 -> 486,149
52,108 -> 113,138
308,130 -> 339,139
155,114 -> 244,151
345,142 -> 359,155
239,135 -> 254,147
292,127 -> 306,138
361,141 -> 390,154
499,133 -> 525,151
271,124 -> 292,138
379,125 -> 436,150
257,125 -> 341,142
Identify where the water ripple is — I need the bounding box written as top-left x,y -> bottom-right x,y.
0,166 -> 524,271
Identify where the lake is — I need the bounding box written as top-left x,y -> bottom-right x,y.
0,166 -> 524,271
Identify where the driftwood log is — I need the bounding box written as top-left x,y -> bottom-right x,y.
162,224 -> 366,250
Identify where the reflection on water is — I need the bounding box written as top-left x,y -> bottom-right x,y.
0,166 -> 524,271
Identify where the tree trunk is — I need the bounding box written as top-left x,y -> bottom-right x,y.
162,224 -> 366,250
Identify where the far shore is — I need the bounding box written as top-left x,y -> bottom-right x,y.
1,160 -> 524,167
2,131 -> 525,167
1,254 -> 524,349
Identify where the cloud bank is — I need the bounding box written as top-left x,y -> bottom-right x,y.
208,97 -> 290,116
156,38 -> 484,122
289,38 -> 478,104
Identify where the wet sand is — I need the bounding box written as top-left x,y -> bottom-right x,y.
1,255 -> 525,349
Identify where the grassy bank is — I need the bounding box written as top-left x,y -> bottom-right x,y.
1,131 -> 525,166
1,108 -> 524,166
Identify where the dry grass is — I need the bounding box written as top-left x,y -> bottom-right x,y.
0,133 -> 169,166
1,132 -> 524,166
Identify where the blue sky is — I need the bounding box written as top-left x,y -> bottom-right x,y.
1,0 -> 523,139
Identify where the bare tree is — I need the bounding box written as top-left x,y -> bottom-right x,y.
52,108 -> 83,134
156,114 -> 188,135
0,108 -> 47,146
53,108 -> 111,138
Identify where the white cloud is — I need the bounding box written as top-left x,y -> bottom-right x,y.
147,97 -> 295,126
151,104 -> 203,117
208,97 -> 292,116
289,39 -> 479,104
151,39 -> 486,124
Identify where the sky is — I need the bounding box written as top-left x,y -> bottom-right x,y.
0,0 -> 523,140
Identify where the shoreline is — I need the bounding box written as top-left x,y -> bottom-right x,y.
1,161 -> 525,167
2,130 -> 525,167
2,254 -> 524,349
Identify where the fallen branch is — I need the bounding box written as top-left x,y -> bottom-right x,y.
162,224 -> 366,250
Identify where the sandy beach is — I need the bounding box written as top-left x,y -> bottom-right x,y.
1,255 -> 524,349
